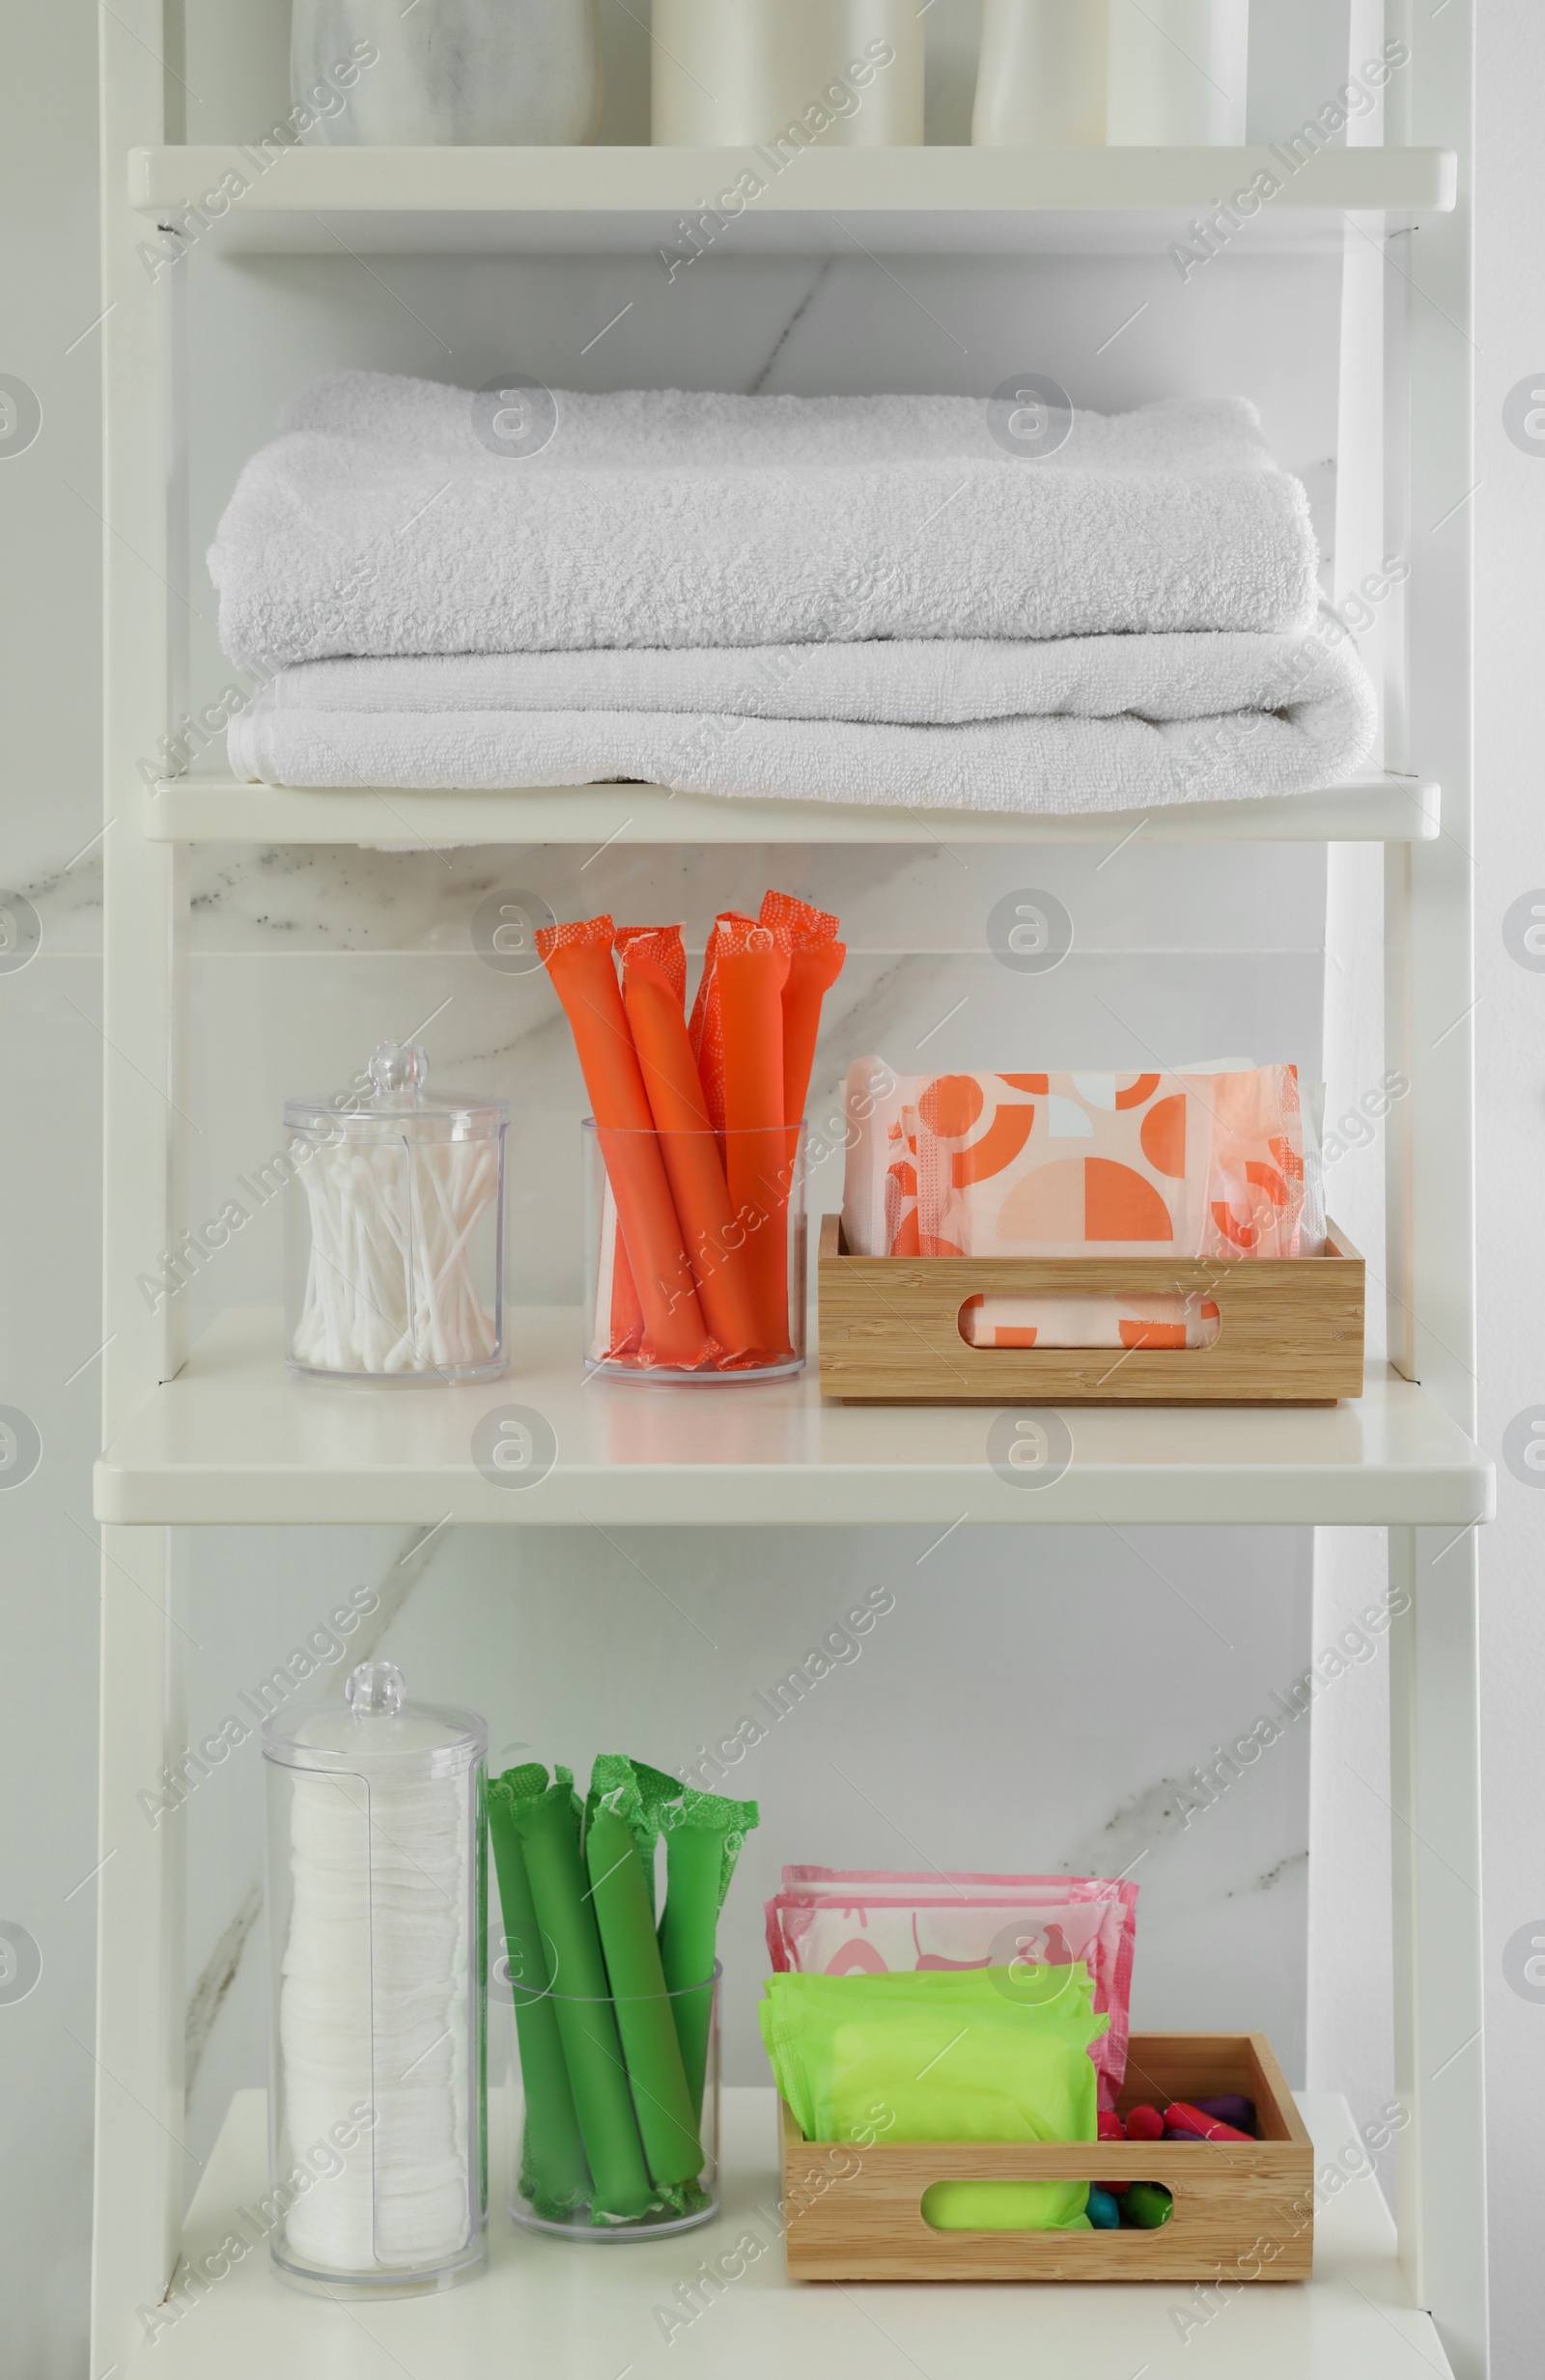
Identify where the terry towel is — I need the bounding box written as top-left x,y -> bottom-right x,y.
225,627 -> 1375,811
210,377 -> 1321,668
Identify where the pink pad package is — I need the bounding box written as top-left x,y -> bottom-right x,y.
765,1866 -> 1138,2107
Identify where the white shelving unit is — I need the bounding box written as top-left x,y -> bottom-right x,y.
126,134 -> 1455,252
96,1312 -> 1491,1529
143,770 -> 1444,848
140,2086 -> 1447,2379
92,6 -> 1489,2378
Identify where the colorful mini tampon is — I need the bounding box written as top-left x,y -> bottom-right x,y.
1096,2106 -> 1131,2188
1194,2094 -> 1256,2132
1125,2103 -> 1166,2142
1086,2187 -> 1121,2228
1165,2099 -> 1252,2142
1122,2181 -> 1174,2228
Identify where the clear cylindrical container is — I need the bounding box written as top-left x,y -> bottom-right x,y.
502,1964 -> 721,2239
972,0 -> 1109,147
293,0 -> 602,146
1107,0 -> 1249,145
263,1662 -> 488,2297
285,1038 -> 508,1385
652,0 -> 924,146
582,1120 -> 807,1382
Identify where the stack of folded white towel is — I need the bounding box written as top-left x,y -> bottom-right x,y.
211,375 -> 1376,815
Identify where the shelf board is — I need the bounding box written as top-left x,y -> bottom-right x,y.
128,2085 -> 1450,2378
94,1305 -> 1493,1528
129,143 -> 1456,257
144,772 -> 1441,848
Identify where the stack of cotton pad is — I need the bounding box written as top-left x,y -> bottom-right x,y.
280,1760 -> 471,2269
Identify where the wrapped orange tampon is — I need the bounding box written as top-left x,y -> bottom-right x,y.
717,924 -> 793,1355
688,910 -> 757,1141
621,929 -> 763,1363
537,915 -> 712,1368
760,892 -> 845,1160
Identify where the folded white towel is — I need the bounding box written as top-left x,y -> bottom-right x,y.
226,622 -> 1376,813
210,376 -> 1320,669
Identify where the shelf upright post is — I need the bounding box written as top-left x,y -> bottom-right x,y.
1384,1 -> 1487,2373
92,0 -> 191,2369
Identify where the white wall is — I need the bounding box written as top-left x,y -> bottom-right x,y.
1474,6 -> 1545,2369
0,4 -> 104,2374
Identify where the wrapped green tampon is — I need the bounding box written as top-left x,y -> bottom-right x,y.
488,1768 -> 592,2220
585,1787 -> 703,2190
586,1753 -> 682,1916
658,1785 -> 759,2117
509,1772 -> 656,2220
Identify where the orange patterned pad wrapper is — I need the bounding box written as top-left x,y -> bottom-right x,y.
844,1059 -> 1319,1265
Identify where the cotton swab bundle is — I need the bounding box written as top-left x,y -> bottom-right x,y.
285,1041 -> 507,1381
291,1134 -> 499,1375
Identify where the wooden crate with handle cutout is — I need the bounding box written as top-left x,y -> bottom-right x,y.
779,2030 -> 1314,2282
817,1214 -> 1364,1404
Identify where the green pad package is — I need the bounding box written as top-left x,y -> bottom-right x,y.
508,1772 -> 656,2220
585,1792 -> 704,2190
658,1785 -> 759,2118
760,1966 -> 1109,2232
487,1767 -> 592,2220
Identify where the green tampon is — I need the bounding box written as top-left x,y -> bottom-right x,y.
586,1752 -> 681,1918
487,1768 -> 592,2220
657,1784 -> 759,2117
586,1794 -> 703,2189
511,1773 -> 655,2221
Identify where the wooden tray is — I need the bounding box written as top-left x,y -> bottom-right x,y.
779,2030 -> 1314,2282
817,1214 -> 1364,1404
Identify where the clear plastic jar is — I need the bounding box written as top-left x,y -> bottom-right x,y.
583,1120 -> 807,1381
502,1963 -> 721,2238
285,1039 -> 507,1385
652,0 -> 924,146
263,1662 -> 488,2297
292,0 -> 602,146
